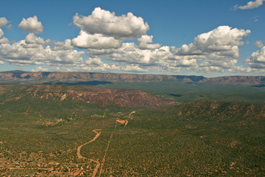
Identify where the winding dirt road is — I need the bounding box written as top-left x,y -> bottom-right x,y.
76,111 -> 134,176
77,129 -> 101,177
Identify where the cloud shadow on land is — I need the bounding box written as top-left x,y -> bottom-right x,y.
170,94 -> 182,97
252,84 -> 265,88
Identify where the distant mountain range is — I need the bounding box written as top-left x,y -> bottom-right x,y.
0,71 -> 265,85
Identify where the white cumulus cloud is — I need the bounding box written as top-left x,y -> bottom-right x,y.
1,10 -> 260,74
82,57 -> 120,71
85,24 -> 252,74
0,37 -> 9,44
121,64 -> 148,72
18,16 -> 44,33
73,7 -> 149,39
255,40 -> 264,48
173,26 -> 250,56
25,33 -> 46,45
170,26 -> 251,73
0,29 -> 3,38
53,39 -> 73,51
245,46 -> 265,69
107,43 -> 171,66
234,0 -> 265,10
137,35 -> 161,50
0,39 -> 84,66
83,57 -> 148,72
0,17 -> 10,28
72,30 -> 122,49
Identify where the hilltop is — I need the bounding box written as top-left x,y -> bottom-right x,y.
0,84 -> 176,108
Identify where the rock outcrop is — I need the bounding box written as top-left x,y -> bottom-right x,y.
0,84 -> 177,108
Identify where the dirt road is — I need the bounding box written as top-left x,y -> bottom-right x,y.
116,119 -> 128,126
77,129 -> 101,159
77,112 -> 134,176
76,129 -> 101,177
129,111 -> 136,116
99,122 -> 118,177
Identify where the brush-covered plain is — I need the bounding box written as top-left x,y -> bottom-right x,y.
0,84 -> 264,176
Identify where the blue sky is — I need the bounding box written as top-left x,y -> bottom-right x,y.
0,0 -> 264,77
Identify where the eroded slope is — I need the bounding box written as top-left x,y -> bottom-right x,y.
0,84 -> 177,108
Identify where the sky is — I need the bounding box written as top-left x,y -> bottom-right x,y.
0,0 -> 265,77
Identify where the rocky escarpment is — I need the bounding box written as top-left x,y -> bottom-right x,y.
0,84 -> 177,108
0,71 -> 205,83
205,76 -> 265,85
69,86 -> 177,108
1,71 -> 265,85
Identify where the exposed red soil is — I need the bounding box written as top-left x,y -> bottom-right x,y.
69,86 -> 177,108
